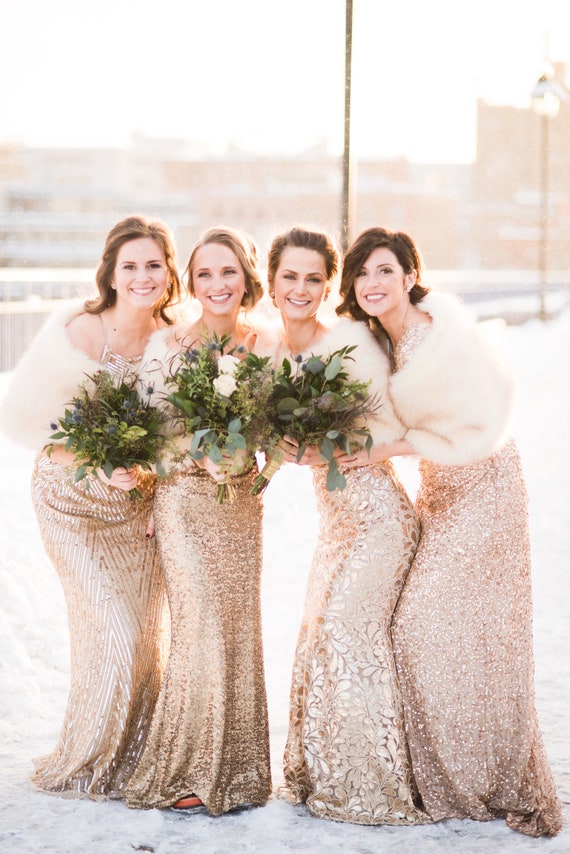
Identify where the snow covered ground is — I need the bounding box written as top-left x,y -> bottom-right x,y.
0,303 -> 569,853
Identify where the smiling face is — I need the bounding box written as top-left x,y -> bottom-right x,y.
353,246 -> 416,321
113,237 -> 169,309
272,246 -> 328,323
191,242 -> 246,318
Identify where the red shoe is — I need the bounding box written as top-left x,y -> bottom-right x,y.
172,794 -> 204,810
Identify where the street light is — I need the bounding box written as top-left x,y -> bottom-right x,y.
340,0 -> 354,253
530,69 -> 567,320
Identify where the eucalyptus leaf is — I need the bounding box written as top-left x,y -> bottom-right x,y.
324,354 -> 343,380
228,417 -> 242,433
320,436 -> 335,462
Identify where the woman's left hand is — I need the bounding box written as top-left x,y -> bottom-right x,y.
145,512 -> 155,539
279,436 -> 325,466
336,438 -> 417,468
334,447 -> 377,469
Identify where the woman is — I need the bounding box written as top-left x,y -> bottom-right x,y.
124,226 -> 272,816
0,215 -> 182,799
263,227 -> 427,825
336,226 -> 563,837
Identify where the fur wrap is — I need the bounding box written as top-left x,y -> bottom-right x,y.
256,316 -> 406,446
389,291 -> 516,465
0,300 -> 175,451
0,301 -> 98,450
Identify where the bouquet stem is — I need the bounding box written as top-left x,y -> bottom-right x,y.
250,450 -> 284,496
217,480 -> 237,504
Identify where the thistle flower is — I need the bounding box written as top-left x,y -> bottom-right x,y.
49,370 -> 167,499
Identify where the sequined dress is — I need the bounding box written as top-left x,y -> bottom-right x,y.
391,324 -> 563,837
30,344 -> 167,799
282,460 -> 427,825
124,465 -> 271,815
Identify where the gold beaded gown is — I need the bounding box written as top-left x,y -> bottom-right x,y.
29,343 -> 167,799
391,323 -> 563,837
124,465 -> 272,815
279,319 -> 427,825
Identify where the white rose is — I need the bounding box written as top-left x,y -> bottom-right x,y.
213,374 -> 238,397
217,355 -> 240,376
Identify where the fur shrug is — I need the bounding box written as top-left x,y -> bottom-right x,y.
0,300 -> 174,452
389,291 -> 516,465
256,316 -> 406,447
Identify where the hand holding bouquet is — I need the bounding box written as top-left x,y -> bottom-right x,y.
251,346 -> 380,495
49,370 -> 167,498
164,335 -> 273,502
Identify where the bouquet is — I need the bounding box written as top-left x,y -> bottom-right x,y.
164,335 -> 274,502
251,345 -> 380,495
49,370 -> 168,499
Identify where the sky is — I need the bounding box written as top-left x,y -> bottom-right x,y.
1,0 -> 570,163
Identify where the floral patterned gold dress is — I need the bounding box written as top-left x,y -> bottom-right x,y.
391,323 -> 563,837
280,321 -> 428,826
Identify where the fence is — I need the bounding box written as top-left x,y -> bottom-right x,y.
1,269 -> 569,372
0,271 -> 95,371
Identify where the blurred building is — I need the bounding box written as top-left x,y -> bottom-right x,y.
0,62 -> 569,277
474,61 -> 570,272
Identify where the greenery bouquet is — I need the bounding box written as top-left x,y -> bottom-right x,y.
49,369 -> 167,498
164,335 -> 274,502
251,346 -> 379,495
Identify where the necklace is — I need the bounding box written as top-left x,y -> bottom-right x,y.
108,315 -> 159,357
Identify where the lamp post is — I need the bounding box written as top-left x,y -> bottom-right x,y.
340,0 -> 354,252
530,71 -> 565,321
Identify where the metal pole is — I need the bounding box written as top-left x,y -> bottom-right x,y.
538,111 -> 548,321
340,0 -> 354,253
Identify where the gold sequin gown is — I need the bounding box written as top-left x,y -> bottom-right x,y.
124,465 -> 272,815
30,348 -> 167,800
391,324 -> 563,837
282,462 -> 428,825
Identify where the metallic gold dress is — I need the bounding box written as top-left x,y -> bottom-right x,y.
391,324 -> 563,837
282,462 -> 427,825
30,451 -> 165,799
124,465 -> 271,815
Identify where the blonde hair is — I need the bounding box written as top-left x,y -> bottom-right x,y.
184,226 -> 263,309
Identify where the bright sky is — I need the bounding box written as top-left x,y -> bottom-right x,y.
1,0 -> 569,163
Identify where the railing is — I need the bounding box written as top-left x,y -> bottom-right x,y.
1,269 -> 569,372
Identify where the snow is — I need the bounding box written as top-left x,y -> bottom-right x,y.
1,305 -> 569,853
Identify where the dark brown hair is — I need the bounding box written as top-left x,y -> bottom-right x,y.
85,215 -> 183,324
337,227 -> 430,325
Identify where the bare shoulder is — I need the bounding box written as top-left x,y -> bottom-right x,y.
65,312 -> 104,359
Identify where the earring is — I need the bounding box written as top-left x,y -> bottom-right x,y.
269,291 -> 275,298
111,283 -> 117,290
406,283 -> 413,293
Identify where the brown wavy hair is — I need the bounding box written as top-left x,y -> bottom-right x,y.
85,215 -> 183,324
337,227 -> 430,327
184,226 -> 263,310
